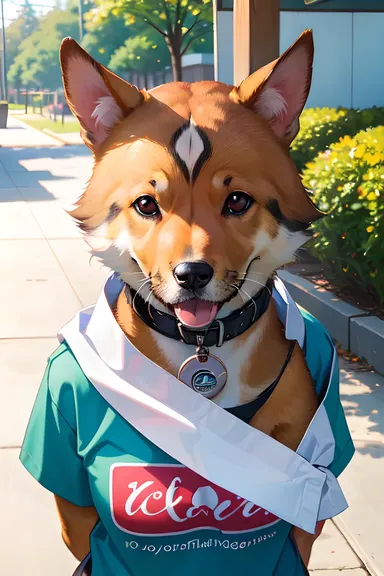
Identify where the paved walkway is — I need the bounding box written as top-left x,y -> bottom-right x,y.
43,128 -> 84,145
0,115 -> 63,147
1,114 -> 83,147
0,124 -> 382,575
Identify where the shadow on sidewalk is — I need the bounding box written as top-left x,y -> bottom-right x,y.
0,146 -> 92,202
1,146 -> 91,161
340,366 -> 384,458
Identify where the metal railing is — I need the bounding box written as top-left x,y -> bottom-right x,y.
18,89 -> 76,125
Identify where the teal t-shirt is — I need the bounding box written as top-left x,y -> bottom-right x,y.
20,310 -> 354,575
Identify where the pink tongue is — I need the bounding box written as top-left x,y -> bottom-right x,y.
174,299 -> 218,328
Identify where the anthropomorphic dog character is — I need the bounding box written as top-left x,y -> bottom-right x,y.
20,30 -> 354,576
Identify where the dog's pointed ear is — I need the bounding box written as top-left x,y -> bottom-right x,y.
60,38 -> 144,150
236,30 -> 314,146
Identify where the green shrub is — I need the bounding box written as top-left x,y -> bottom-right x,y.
302,126 -> 384,307
291,107 -> 384,172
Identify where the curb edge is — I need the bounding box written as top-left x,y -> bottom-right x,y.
278,269 -> 384,375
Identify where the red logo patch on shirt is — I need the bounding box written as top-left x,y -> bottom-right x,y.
110,463 -> 280,536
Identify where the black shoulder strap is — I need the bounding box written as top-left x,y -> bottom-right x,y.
225,340 -> 296,423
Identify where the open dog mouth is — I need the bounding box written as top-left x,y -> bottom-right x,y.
173,300 -> 220,329
150,257 -> 261,329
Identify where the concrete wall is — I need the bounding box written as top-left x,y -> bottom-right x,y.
215,10 -> 234,85
182,65 -> 215,82
125,54 -> 214,89
216,10 -> 384,108
281,11 -> 384,108
280,12 -> 353,108
182,53 -> 215,82
352,13 -> 384,108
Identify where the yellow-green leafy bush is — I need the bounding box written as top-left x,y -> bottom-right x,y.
291,107 -> 384,172
302,126 -> 384,306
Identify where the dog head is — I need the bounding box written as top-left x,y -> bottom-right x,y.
61,30 -> 322,328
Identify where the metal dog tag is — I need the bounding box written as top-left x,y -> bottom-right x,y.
178,338 -> 227,399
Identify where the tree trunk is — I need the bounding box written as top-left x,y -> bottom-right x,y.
167,39 -> 182,82
171,51 -> 182,81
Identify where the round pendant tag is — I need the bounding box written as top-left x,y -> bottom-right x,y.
178,354 -> 227,399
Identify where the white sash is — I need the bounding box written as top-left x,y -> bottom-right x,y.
58,274 -> 347,534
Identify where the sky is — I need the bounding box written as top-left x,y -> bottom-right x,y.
2,0 -> 58,27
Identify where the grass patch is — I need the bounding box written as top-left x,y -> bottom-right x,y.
10,105 -> 46,113
15,116 -> 79,134
8,103 -> 26,110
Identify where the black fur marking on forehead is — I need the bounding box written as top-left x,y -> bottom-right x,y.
170,125 -> 190,183
106,202 -> 122,222
170,120 -> 212,184
266,199 -> 310,232
192,126 -> 212,183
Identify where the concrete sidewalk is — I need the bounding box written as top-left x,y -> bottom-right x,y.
0,127 -> 381,575
1,114 -> 83,147
0,115 -> 64,148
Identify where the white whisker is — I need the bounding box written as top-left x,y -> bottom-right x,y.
239,277 -> 272,298
121,270 -> 149,285
138,276 -> 151,285
132,278 -> 151,310
124,271 -> 147,277
239,271 -> 269,278
145,288 -> 154,304
238,286 -> 258,319
230,283 -> 246,305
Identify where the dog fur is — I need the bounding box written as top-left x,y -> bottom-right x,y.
56,30 -> 326,567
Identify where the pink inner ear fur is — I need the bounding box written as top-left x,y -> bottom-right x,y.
255,45 -> 311,137
66,56 -> 123,143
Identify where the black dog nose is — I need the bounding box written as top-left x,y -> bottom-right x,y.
173,262 -> 214,291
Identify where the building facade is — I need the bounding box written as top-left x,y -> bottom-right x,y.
215,0 -> 384,109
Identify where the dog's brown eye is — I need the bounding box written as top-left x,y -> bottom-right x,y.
133,195 -> 160,218
223,192 -> 253,216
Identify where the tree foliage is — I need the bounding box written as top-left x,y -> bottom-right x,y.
5,1 -> 39,73
82,11 -> 130,67
87,0 -> 213,80
8,8 -> 79,90
109,32 -> 170,77
6,0 -> 214,91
